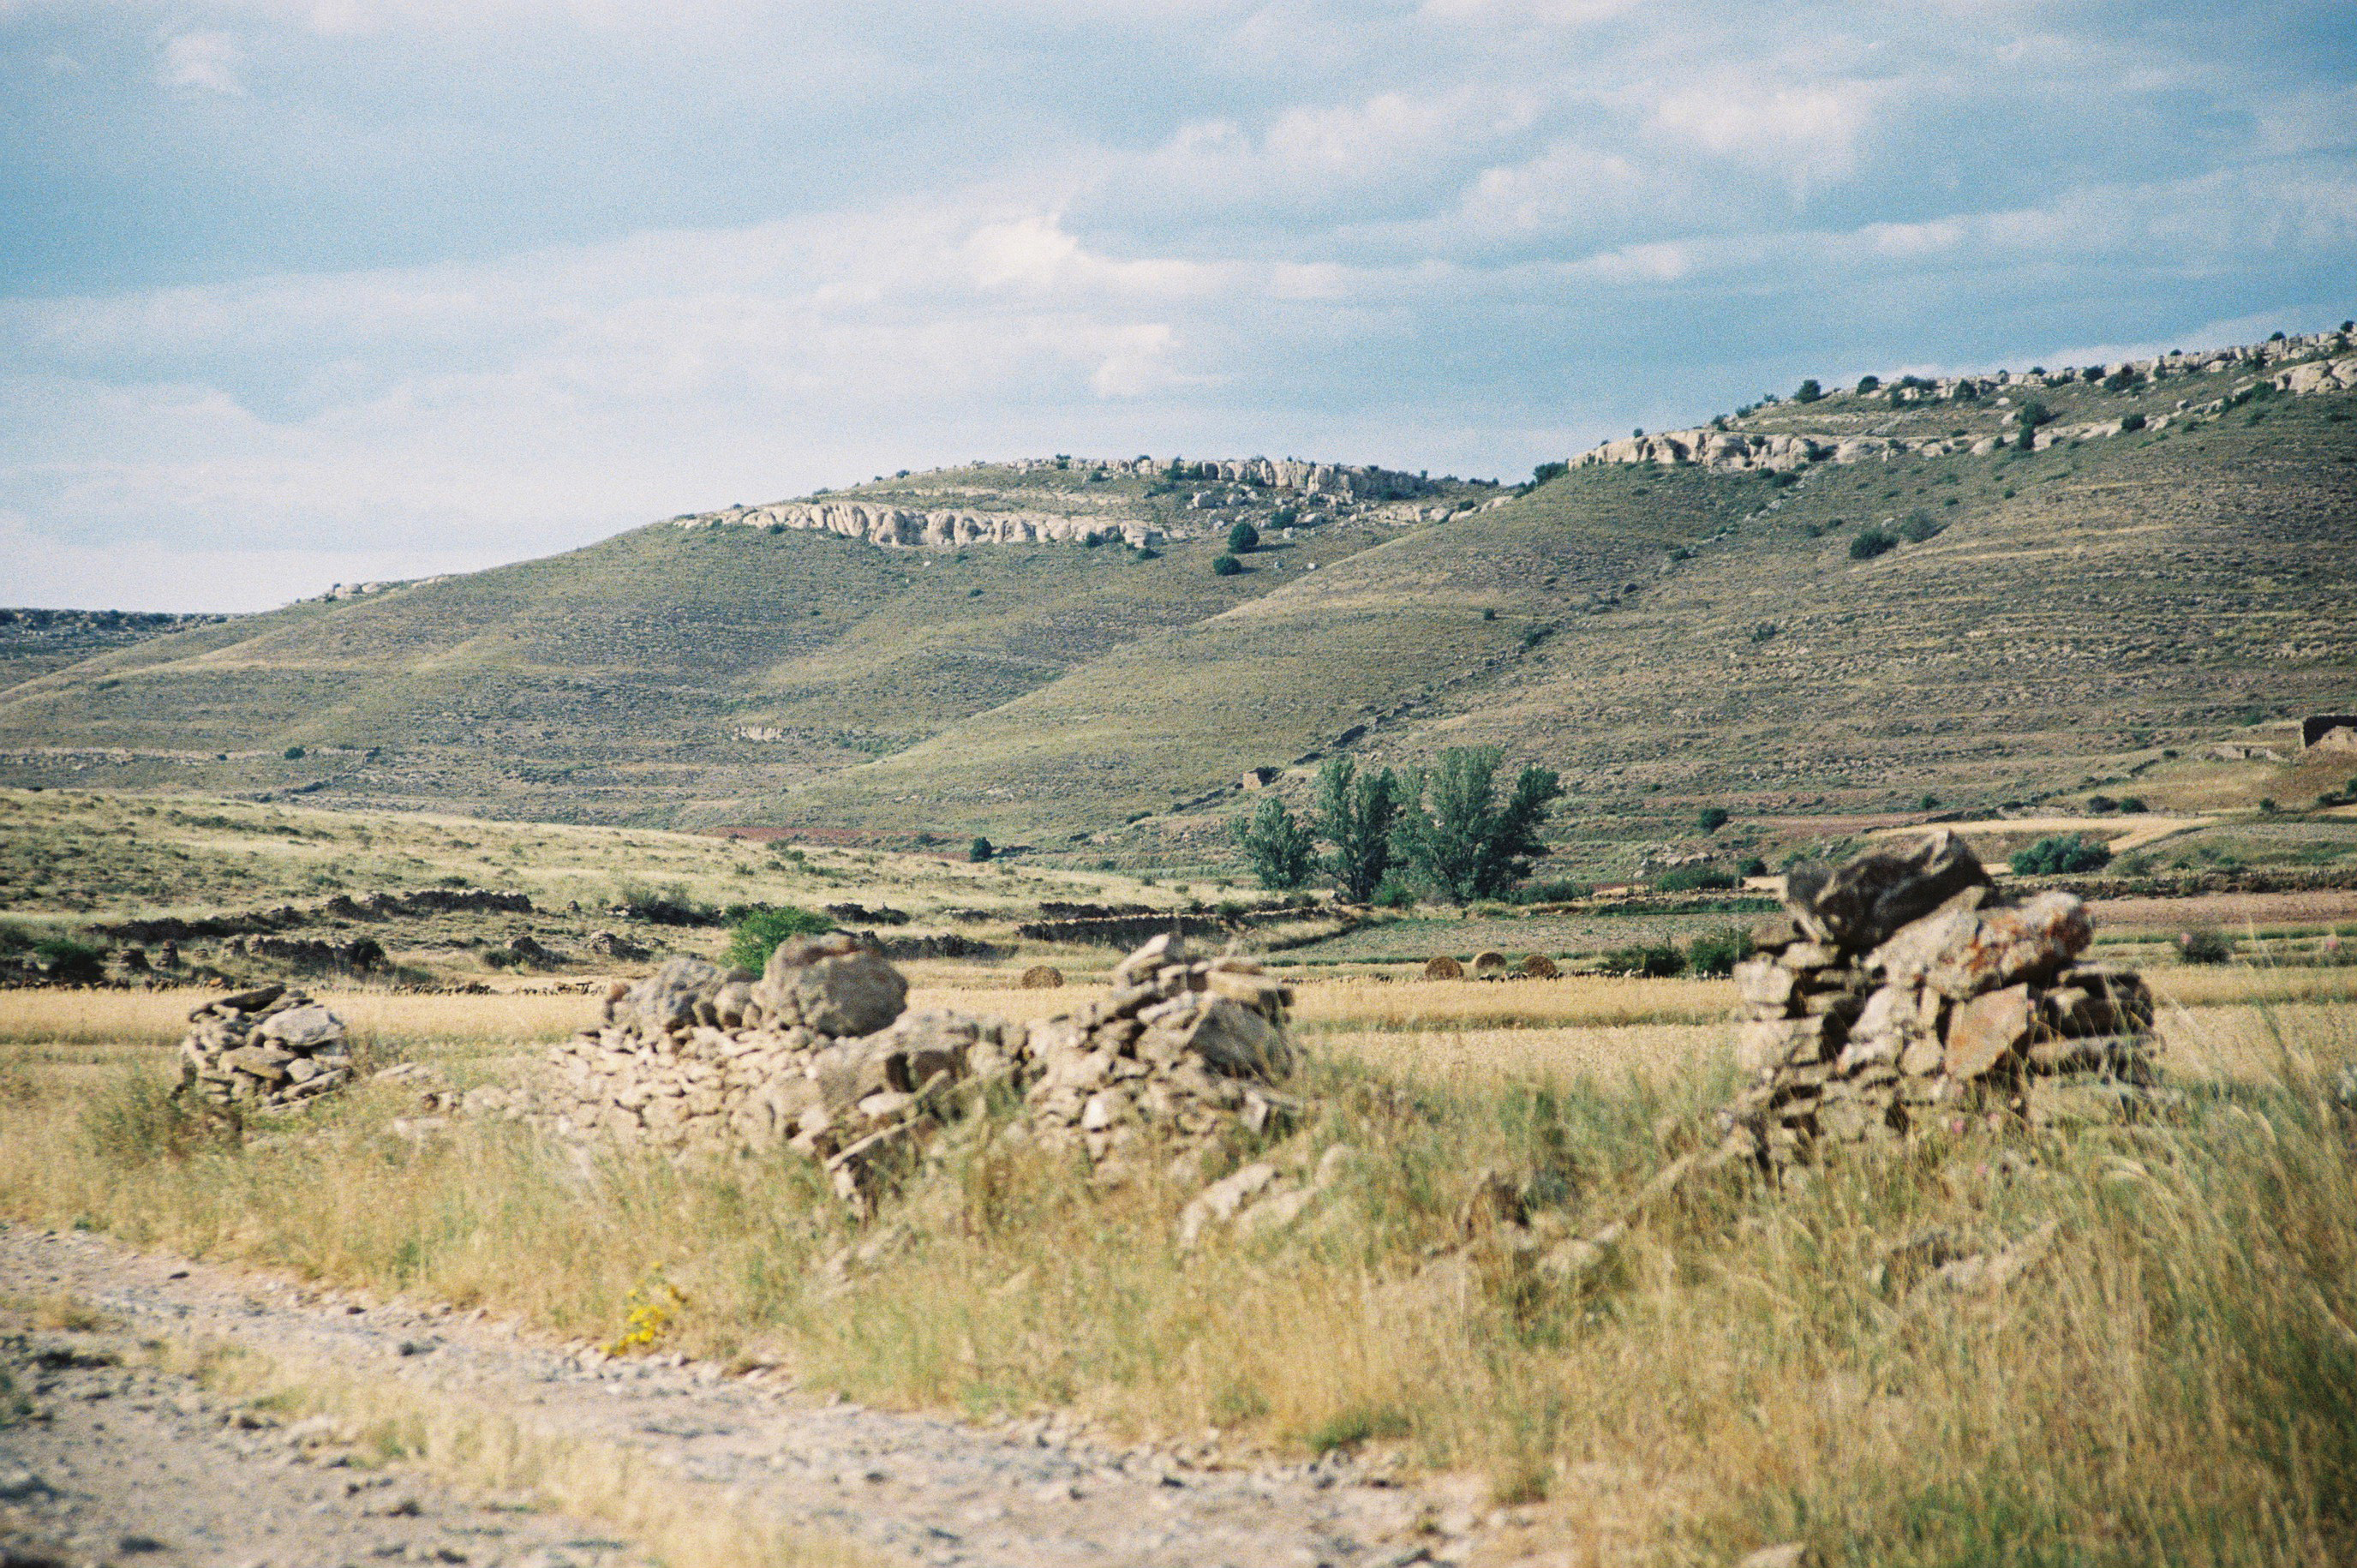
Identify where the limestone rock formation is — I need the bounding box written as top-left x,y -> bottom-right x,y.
175,984 -> 355,1113
1570,326 -> 2354,476
681,500 -> 1164,551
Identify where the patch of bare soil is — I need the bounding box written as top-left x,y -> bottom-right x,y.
0,1226 -> 1441,1568
0,1294 -> 656,1568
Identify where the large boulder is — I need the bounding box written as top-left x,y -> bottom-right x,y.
608,956 -> 739,1034
1781,829 -> 1993,952
757,933 -> 908,1038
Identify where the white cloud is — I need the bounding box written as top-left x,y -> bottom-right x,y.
1648,77 -> 1884,182
5,1 -> 2354,608
159,30 -> 247,93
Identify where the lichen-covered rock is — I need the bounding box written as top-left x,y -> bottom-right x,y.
1782,829 -> 1992,951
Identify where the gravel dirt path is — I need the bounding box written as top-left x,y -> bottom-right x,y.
0,1225 -> 1446,1568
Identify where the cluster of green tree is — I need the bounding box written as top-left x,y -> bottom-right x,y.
1232,746 -> 1562,906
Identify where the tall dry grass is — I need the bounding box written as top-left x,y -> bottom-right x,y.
3,990 -> 2353,1565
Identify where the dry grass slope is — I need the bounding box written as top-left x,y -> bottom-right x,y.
2,967 -> 2353,1565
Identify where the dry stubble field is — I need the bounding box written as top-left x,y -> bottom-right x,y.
2,961 -> 2354,1567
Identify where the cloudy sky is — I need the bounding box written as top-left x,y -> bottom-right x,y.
3,1 -> 2354,611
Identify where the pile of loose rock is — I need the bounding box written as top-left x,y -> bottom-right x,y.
1008,933 -> 1298,1184
174,984 -> 355,1113
1719,831 -> 2159,1167
541,931 -> 1301,1208
541,935 -> 1002,1209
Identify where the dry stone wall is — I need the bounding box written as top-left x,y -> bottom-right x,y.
1007,933 -> 1297,1184
538,931 -> 1300,1210
1718,831 -> 2160,1168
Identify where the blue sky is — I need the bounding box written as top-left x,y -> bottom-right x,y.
3,0 -> 2354,612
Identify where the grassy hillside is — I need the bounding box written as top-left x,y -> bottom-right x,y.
760,461 -> 1773,838
1,331 -> 2351,862
0,488 -> 1470,823
1312,380 -> 2357,871
0,608 -> 226,697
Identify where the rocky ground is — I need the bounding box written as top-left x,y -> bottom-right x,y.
0,1226 -> 1445,1568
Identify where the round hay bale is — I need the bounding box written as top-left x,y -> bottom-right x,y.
1472,949 -> 1510,979
1020,964 -> 1067,990
1521,953 -> 1560,979
1423,955 -> 1464,980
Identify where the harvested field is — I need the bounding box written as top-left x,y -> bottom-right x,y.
2088,889 -> 2357,931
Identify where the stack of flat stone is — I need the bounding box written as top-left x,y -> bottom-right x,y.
542,934 -> 1024,1211
175,984 -> 354,1113
1007,933 -> 1299,1183
541,931 -> 1303,1208
1720,831 -> 2159,1167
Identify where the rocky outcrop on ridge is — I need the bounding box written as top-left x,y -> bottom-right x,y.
1008,455 -> 1439,501
1575,324 -> 2355,475
679,500 -> 1165,550
670,455 -> 1447,552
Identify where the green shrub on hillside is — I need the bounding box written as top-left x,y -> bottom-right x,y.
968,837 -> 994,863
1596,941 -> 1685,977
1898,510 -> 1944,542
723,906 -> 833,973
613,880 -> 717,926
2009,834 -> 2112,875
33,936 -> 106,984
2179,927 -> 2234,964
2015,399 -> 2054,451
1684,926 -> 1756,977
1793,378 -> 1823,403
1654,865 -> 1738,892
1510,878 -> 1591,904
1226,520 -> 1260,554
1849,528 -> 1898,560
1696,806 -> 1729,833
1212,554 -> 1243,577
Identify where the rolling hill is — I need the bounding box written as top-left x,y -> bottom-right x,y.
3,322 -> 2353,876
